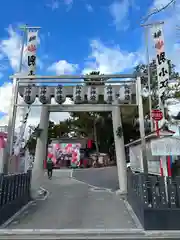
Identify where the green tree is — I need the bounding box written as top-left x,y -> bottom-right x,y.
26,120 -> 71,154
70,71 -> 108,153
52,119 -> 71,138
70,71 -> 140,152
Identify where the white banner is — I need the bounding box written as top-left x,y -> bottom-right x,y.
13,30 -> 38,157
27,30 -> 38,76
152,25 -> 169,102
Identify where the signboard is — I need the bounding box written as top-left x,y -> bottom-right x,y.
152,25 -> 169,104
151,137 -> 180,156
151,109 -> 163,121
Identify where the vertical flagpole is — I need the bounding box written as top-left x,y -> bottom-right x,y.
141,25 -> 153,131
19,25 -> 27,72
137,76 -> 149,174
141,21 -> 164,132
145,27 -> 153,131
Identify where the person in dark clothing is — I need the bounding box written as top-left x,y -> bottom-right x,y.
46,154 -> 54,179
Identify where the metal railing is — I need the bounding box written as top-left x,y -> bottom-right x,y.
0,171 -> 31,225
127,170 -> 180,208
127,170 -> 180,230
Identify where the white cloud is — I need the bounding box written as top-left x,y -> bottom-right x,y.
152,0 -> 175,10
0,82 -> 72,128
0,25 -> 43,72
109,0 -> 130,31
85,4 -> 93,12
48,60 -> 78,74
46,0 -> 73,10
0,26 -> 21,71
47,0 -> 60,10
64,0 -> 73,5
83,39 -> 142,74
0,82 -> 13,114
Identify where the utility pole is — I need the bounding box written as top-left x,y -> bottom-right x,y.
141,21 -> 164,132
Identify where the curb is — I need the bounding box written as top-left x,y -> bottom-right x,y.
0,200 -> 35,228
1,187 -> 49,228
72,177 -> 113,193
123,200 -> 143,230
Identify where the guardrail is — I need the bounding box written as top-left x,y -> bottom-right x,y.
127,169 -> 180,230
0,170 -> 31,226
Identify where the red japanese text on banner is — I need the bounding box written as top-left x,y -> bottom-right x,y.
152,25 -> 169,101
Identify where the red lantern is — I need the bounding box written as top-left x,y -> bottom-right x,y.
87,139 -> 92,148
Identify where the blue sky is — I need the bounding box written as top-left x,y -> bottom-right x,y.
0,0 -> 179,126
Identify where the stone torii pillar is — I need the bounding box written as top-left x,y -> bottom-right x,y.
31,106 -> 49,198
0,134 -> 6,173
112,105 -> 127,195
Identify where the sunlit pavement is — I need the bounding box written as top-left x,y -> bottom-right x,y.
5,170 -> 137,230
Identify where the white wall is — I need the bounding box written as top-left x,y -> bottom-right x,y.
129,142 -> 161,175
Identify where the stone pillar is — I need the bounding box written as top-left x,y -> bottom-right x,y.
112,105 -> 127,195
0,136 -> 5,173
31,106 -> 49,198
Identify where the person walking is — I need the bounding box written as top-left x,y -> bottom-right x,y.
46,153 -> 54,179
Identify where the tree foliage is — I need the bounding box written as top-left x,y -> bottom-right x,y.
70,71 -> 108,153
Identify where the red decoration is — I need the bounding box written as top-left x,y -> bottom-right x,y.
155,40 -> 164,50
151,109 -> 163,121
27,44 -> 36,52
87,139 -> 92,148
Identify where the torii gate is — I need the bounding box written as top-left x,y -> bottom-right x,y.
3,73 -> 147,197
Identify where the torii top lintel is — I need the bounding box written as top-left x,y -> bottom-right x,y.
10,73 -> 147,81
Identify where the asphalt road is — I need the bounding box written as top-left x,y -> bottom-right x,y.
6,175 -> 136,229
72,166 -> 119,191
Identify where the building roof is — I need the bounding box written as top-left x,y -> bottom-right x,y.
125,128 -> 175,148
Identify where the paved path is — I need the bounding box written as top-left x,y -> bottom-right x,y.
73,167 -> 119,191
6,171 -> 137,229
